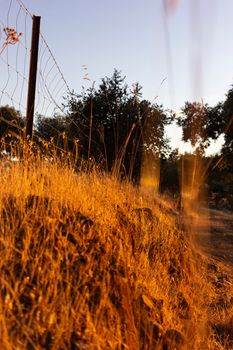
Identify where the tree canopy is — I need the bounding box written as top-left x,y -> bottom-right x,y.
0,105 -> 24,139
36,70 -> 171,180
0,105 -> 24,153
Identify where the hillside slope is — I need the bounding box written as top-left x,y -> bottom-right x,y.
0,159 -> 231,349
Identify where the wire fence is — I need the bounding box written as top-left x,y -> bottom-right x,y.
0,0 -> 72,124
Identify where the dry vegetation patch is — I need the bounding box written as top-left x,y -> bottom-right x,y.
0,159 -> 231,349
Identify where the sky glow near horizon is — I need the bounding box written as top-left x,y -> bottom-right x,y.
0,0 -> 232,155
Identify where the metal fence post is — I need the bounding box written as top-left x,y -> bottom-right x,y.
25,15 -> 41,139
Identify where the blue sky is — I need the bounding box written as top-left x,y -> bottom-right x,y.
14,0 -> 233,108
1,0 -> 233,153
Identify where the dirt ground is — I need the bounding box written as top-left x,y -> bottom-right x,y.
193,208 -> 233,267
188,208 -> 233,349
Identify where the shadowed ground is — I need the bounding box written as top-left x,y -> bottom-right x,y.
189,208 -> 233,349
193,208 -> 233,266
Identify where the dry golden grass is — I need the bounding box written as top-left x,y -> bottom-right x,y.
0,148 -> 232,349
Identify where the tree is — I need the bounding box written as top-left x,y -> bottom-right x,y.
176,100 -> 229,152
0,105 -> 24,150
221,86 -> 233,158
160,149 -> 180,194
64,70 -> 171,180
176,102 -> 210,153
176,90 -> 233,209
36,114 -> 67,146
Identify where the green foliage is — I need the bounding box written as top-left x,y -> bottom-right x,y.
160,149 -> 180,194
38,70 -> 171,180
176,102 -> 210,151
0,105 -> 24,140
221,86 -> 233,163
205,103 -> 224,140
36,114 -> 67,145
176,90 -> 233,198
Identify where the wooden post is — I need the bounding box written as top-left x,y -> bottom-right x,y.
25,15 -> 41,139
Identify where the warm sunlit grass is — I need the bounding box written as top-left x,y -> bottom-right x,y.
0,145 -> 232,349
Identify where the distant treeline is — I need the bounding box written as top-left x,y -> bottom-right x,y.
0,70 -> 233,207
